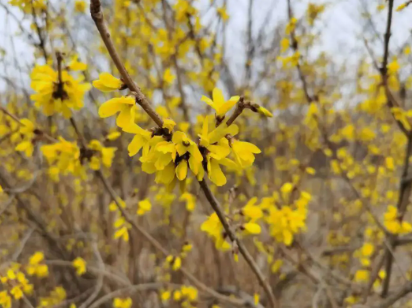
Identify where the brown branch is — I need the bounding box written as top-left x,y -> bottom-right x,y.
380,0 -> 412,287
89,0 -> 164,127
371,280 -> 412,308
89,1 -> 275,305
199,180 -> 278,308
96,170 -> 246,306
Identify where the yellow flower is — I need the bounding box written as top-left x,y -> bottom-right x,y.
0,291 -> 11,308
216,6 -> 229,21
106,131 -> 121,141
280,38 -> 290,53
201,88 -> 239,117
254,293 -> 260,306
172,131 -> 203,179
113,297 -> 132,308
74,0 -> 86,13
257,105 -> 273,117
179,285 -> 198,301
41,137 -> 83,179
72,257 -> 86,276
123,123 -> 152,156
243,222 -> 261,234
163,118 -> 176,133
27,252 -> 49,278
93,73 -> 123,92
242,197 -> 263,220
396,3 -> 408,11
384,205 -> 412,234
29,251 -> 44,264
163,68 -> 175,85
198,116 -> 239,185
98,96 -> 137,128
161,290 -> 171,302
267,205 -> 307,246
231,139 -> 261,168
137,199 -> 151,216
173,290 -> 182,301
354,269 -> 369,282
30,64 -> 90,118
361,242 -> 374,257
166,255 -> 182,271
113,215 -> 130,242
201,213 -> 231,250
179,192 -> 196,211
387,59 -> 400,75
271,259 -> 283,273
10,286 -> 23,300
139,137 -> 177,186
67,57 -> 87,71
88,140 -> 117,170
114,225 -> 129,242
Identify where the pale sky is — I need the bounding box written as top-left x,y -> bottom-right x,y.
0,0 -> 411,92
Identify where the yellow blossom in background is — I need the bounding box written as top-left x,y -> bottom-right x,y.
137,199 -> 152,216
74,0 -> 86,13
396,3 -> 408,11
88,140 -> 117,170
180,192 -> 196,211
163,68 -> 175,85
113,297 -> 132,308
201,213 -> 230,250
354,269 -> 369,283
72,257 -> 86,276
216,6 -> 229,21
15,118 -> 36,157
231,140 -> 261,168
93,73 -> 123,92
201,88 -> 239,117
26,252 -> 48,278
30,64 -> 90,118
384,205 -> 412,234
163,118 -> 176,133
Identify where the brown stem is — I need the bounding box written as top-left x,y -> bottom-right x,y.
371,280 -> 412,308
199,179 -> 278,308
96,170 -> 246,306
89,0 -> 164,127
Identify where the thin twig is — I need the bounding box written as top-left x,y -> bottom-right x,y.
199,180 -> 278,308
96,170 -> 247,306
89,0 -> 164,127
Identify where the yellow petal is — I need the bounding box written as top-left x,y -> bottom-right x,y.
176,161 -> 188,180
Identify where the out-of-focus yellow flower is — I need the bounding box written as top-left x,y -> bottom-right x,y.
99,96 -> 137,128
137,199 -> 151,216
74,0 -> 86,13
384,205 -> 412,234
93,73 -> 123,92
30,64 -> 90,118
201,213 -> 231,250
113,297 -> 132,308
201,88 -> 239,117
180,193 -> 196,211
72,257 -> 86,276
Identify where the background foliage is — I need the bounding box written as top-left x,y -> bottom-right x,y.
1,0 -> 412,307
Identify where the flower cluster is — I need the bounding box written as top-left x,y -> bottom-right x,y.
95,74 -> 271,189
30,62 -> 90,118
41,137 -> 84,181
0,264 -> 33,308
384,205 -> 412,234
26,252 -> 48,278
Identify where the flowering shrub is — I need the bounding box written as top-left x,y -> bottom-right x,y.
2,0 -> 412,308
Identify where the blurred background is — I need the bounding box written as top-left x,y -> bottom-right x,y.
1,0 -> 412,307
